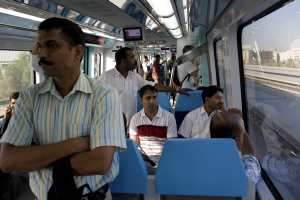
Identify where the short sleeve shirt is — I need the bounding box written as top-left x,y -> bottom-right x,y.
0,73 -> 126,200
178,106 -> 211,138
99,68 -> 155,122
177,61 -> 197,89
129,107 -> 177,163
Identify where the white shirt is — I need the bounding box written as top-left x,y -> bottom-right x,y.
129,106 -> 177,164
177,61 -> 198,89
99,68 -> 155,123
178,106 -> 211,138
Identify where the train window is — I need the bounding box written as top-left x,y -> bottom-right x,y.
241,1 -> 300,199
214,39 -> 228,106
0,51 -> 33,116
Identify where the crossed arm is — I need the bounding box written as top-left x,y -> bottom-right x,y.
0,137 -> 115,176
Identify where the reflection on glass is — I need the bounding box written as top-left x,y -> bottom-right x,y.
215,39 -> 228,106
241,1 -> 300,199
0,51 -> 32,115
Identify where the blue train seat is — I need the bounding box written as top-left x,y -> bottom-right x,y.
155,139 -> 248,198
174,90 -> 203,129
137,92 -> 172,112
110,139 -> 148,194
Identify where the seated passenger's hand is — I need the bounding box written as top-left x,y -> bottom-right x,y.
4,105 -> 12,119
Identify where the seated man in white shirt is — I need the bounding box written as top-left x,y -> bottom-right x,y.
178,86 -> 224,138
129,85 -> 177,166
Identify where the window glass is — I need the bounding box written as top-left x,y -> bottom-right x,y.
214,39 -> 228,106
241,1 -> 300,199
93,53 -> 102,77
0,51 -> 33,115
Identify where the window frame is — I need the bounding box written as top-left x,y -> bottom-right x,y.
237,0 -> 292,199
213,37 -> 223,87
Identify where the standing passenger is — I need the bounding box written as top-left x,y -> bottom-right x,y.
151,55 -> 162,83
99,47 -> 156,125
178,86 -> 224,138
100,47 -> 179,125
0,17 -> 126,200
176,45 -> 199,89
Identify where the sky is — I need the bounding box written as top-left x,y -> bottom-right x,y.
242,0 -> 300,51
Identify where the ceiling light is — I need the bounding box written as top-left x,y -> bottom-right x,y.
174,34 -> 183,39
82,27 -> 123,41
145,16 -> 158,30
0,7 -> 45,22
169,28 -> 182,36
182,0 -> 187,8
184,8 -> 188,23
146,0 -> 174,17
159,15 -> 179,30
93,21 -> 101,27
109,0 -> 128,9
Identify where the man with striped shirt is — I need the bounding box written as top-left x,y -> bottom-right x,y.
129,85 -> 177,167
0,18 -> 126,200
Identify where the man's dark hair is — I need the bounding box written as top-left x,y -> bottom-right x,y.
115,47 -> 133,65
182,45 -> 194,54
210,111 -> 243,140
38,17 -> 85,47
155,54 -> 160,59
10,92 -> 19,100
201,85 -> 223,103
210,113 -> 235,139
138,85 -> 157,98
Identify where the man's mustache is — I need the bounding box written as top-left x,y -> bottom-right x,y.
39,58 -> 53,66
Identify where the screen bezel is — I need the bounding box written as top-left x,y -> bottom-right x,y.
122,27 -> 143,41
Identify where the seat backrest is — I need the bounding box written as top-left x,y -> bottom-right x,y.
137,92 -> 172,112
110,139 -> 148,194
155,139 -> 247,198
174,90 -> 203,128
174,90 -> 203,112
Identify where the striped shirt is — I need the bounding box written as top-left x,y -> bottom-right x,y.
129,107 -> 177,164
242,155 -> 261,184
0,73 -> 126,200
99,68 -> 155,123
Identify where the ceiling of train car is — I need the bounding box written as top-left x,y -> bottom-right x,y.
0,0 -> 236,48
50,0 -> 176,46
0,0 -> 178,47
53,0 -> 140,28
189,0 -> 232,31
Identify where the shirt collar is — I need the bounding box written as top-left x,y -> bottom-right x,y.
38,73 -> 93,96
141,106 -> 162,119
112,68 -> 134,79
200,106 -> 209,116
